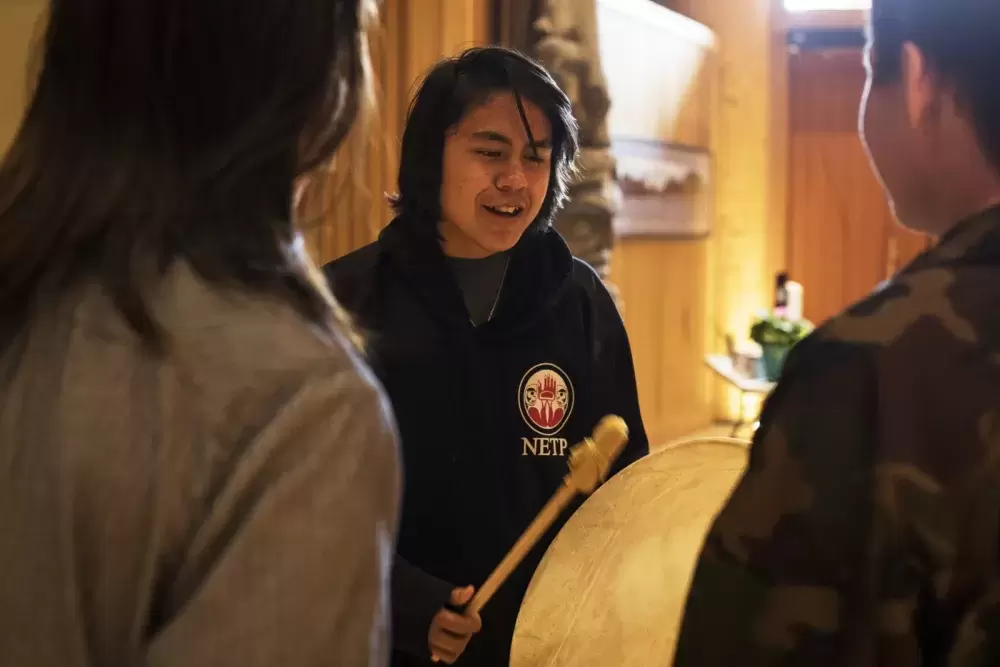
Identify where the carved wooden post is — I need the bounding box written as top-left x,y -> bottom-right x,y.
533,0 -> 622,306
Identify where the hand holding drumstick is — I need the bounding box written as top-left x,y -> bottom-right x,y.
428,586 -> 481,664
430,416 -> 629,663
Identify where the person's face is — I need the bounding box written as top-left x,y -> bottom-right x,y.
861,38 -> 967,233
439,93 -> 553,258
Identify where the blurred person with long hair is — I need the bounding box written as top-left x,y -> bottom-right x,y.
0,1 -> 399,665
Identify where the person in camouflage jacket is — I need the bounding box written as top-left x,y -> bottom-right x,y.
674,1 -> 1000,665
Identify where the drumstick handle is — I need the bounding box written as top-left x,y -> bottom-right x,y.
464,480 -> 577,615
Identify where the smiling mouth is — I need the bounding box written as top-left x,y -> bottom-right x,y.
483,204 -> 525,218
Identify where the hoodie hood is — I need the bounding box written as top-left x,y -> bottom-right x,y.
376,214 -> 576,333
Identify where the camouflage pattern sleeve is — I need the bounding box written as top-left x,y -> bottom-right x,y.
672,337 -> 881,666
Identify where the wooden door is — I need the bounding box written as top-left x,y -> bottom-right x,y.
786,48 -> 930,325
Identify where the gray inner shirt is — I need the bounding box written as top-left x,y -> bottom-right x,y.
447,252 -> 509,326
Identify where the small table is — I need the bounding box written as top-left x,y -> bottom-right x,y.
704,354 -> 776,436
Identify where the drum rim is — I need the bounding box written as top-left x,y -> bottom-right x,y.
660,435 -> 751,452
511,435 -> 751,666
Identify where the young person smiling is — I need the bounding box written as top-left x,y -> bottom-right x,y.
325,46 -> 649,666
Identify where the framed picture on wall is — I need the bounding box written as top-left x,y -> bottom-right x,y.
612,138 -> 713,239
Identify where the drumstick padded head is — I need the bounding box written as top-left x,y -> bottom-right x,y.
567,415 -> 629,494
593,415 -> 630,461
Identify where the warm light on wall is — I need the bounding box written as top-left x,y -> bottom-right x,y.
726,391 -> 764,430
597,0 -> 716,140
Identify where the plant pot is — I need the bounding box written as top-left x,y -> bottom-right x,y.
761,344 -> 790,382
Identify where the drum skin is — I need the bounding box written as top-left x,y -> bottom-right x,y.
510,438 -> 749,667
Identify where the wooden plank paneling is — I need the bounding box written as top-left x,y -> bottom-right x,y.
600,0 -> 720,442
0,0 -> 488,270
0,0 -> 45,155
786,49 -> 930,325
612,238 -> 712,442
303,0 -> 490,265
609,0 -> 783,434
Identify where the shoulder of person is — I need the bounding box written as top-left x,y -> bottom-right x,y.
822,261 -> 997,360
322,241 -> 382,313
142,271 -> 400,665
761,315 -> 879,434
562,257 -> 631,367
568,257 -> 619,312
159,264 -> 386,438
323,240 -> 381,285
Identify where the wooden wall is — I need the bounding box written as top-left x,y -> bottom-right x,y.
612,237 -> 715,442
0,0 -> 487,267
0,0 -> 45,155
301,0 -> 490,265
786,48 -> 930,324
606,0 -> 783,437
665,0 -> 784,338
599,0 -> 719,442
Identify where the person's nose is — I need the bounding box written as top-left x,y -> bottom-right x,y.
495,160 -> 528,192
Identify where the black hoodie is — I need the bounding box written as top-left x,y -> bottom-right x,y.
324,216 -> 649,667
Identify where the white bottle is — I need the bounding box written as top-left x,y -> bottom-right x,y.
785,281 -> 804,322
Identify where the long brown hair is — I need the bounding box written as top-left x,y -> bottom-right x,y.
0,0 -> 374,352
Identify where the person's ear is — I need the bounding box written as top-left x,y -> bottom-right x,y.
902,41 -> 937,132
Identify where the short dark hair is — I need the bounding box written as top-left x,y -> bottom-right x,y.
0,0 -> 369,351
390,46 -> 579,238
870,0 -> 1000,168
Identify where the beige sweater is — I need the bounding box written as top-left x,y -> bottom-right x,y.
0,265 -> 400,667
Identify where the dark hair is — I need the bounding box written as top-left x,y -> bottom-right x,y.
869,0 -> 1000,168
390,46 -> 579,238
0,0 -> 370,351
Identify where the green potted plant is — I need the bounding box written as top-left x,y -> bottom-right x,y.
749,314 -> 813,381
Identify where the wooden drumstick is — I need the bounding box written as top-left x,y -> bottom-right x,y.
432,415 -> 629,662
